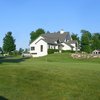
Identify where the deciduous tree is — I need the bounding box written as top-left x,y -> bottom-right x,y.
30,28 -> 45,43
91,33 -> 100,50
80,30 -> 92,53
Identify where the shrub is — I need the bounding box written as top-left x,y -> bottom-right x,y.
48,49 -> 75,54
48,49 -> 59,54
62,50 -> 75,53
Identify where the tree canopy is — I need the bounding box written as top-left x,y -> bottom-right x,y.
0,47 -> 3,54
80,30 -> 92,53
3,32 -> 16,54
30,28 -> 45,43
18,48 -> 24,55
91,33 -> 100,50
71,33 -> 80,43
80,30 -> 100,53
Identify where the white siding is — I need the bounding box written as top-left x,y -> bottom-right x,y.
55,46 -> 58,49
48,44 -> 58,49
61,43 -> 72,50
49,45 -> 55,49
71,43 -> 76,51
30,36 -> 48,57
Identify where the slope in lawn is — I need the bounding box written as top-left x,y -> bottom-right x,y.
0,53 -> 100,100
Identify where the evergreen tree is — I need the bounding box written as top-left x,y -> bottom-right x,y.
3,32 -> 16,54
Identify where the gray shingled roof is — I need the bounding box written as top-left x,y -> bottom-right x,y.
65,43 -> 74,48
68,40 -> 77,44
41,32 -> 71,44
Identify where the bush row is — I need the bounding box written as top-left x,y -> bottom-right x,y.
48,49 -> 75,54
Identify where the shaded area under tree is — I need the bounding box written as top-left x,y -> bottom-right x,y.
0,56 -> 30,64
0,96 -> 8,100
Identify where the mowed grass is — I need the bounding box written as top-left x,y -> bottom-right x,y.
0,53 -> 100,100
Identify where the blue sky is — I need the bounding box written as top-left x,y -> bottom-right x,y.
0,0 -> 100,49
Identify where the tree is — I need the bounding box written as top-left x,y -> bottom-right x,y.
47,31 -> 50,34
24,48 -> 29,53
71,33 -> 80,52
80,30 -> 92,53
71,33 -> 78,40
18,48 -> 24,55
0,47 -> 3,54
3,32 -> 16,54
91,33 -> 100,50
71,33 -> 80,42
30,28 -> 45,43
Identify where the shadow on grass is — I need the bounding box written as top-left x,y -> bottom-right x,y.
0,56 -> 30,64
0,96 -> 8,100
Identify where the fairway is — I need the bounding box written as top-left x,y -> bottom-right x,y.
0,53 -> 100,100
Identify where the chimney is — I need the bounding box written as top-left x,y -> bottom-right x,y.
60,29 -> 64,34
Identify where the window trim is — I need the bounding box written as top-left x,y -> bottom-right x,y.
31,47 -> 35,51
40,45 -> 43,52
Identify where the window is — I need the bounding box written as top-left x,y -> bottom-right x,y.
31,47 -> 35,51
31,53 -> 37,55
40,45 -> 43,52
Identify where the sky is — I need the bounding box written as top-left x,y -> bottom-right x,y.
0,0 -> 100,49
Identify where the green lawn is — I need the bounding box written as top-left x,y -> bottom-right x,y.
0,53 -> 100,100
